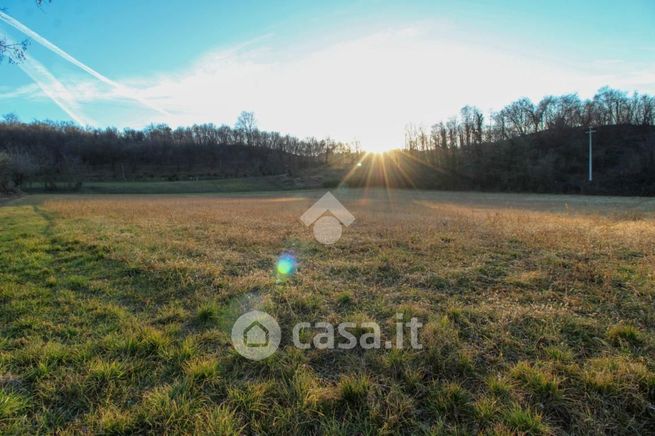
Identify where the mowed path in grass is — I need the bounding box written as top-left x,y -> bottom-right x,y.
1,189 -> 654,434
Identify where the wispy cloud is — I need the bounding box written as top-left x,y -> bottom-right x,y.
4,21 -> 655,150
0,83 -> 40,99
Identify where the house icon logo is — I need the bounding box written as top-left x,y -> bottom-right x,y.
231,310 -> 281,360
243,320 -> 269,347
300,192 -> 355,245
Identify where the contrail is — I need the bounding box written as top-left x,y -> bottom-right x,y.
15,50 -> 94,126
0,10 -> 170,117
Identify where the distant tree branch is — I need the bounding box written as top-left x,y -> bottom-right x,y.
0,1 -> 51,63
0,38 -> 29,64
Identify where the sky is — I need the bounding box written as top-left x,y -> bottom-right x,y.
0,0 -> 654,152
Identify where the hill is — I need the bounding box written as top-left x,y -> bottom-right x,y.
0,120 -> 354,193
1,119 -> 654,196
348,125 -> 655,196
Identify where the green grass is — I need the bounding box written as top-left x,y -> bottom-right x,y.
504,404 -> 549,434
0,190 -> 654,434
21,167 -> 347,195
607,323 -> 644,346
24,176 -> 292,195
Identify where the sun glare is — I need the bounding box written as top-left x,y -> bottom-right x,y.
361,142 -> 397,154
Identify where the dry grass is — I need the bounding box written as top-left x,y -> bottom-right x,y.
0,189 -> 654,434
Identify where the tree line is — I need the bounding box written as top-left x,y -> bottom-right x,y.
0,111 -> 355,192
2,87 -> 654,195
396,87 -> 655,195
405,87 -> 654,152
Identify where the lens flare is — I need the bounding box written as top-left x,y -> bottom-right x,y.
276,253 -> 297,277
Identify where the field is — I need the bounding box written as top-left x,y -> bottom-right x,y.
1,189 -> 654,434
23,177 -> 291,195
20,167 -> 346,195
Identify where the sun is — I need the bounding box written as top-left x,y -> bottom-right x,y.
360,141 -> 398,154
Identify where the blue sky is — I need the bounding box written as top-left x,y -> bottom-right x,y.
1,0 -> 654,150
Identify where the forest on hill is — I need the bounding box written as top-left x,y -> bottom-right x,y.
388,87 -> 655,195
1,87 -> 654,195
0,112 -> 355,191
351,124 -> 655,195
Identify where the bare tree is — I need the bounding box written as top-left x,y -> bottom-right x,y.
637,94 -> 655,126
0,152 -> 12,193
460,106 -> 475,147
501,98 -> 534,136
0,39 -> 30,64
404,123 -> 418,151
2,113 -> 20,124
235,111 -> 257,146
7,149 -> 39,187
0,1 -> 51,63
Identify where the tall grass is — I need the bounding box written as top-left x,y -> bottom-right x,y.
0,190 -> 653,433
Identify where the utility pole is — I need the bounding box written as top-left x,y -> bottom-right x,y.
586,127 -> 596,182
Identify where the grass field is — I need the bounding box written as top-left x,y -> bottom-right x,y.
21,168 -> 345,195
1,189 -> 654,434
22,176 -> 297,195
